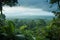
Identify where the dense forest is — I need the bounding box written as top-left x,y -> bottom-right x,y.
0,0 -> 60,40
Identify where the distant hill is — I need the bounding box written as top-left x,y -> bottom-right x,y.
6,15 -> 54,20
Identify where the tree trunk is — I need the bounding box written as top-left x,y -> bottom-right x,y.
0,0 -> 3,15
1,2 -> 2,15
1,7 -> 3,15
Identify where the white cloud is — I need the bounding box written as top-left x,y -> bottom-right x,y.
3,6 -> 54,18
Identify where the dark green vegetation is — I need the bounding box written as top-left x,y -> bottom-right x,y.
0,0 -> 18,15
0,15 -> 60,40
0,0 -> 60,40
50,0 -> 60,8
0,16 -> 49,40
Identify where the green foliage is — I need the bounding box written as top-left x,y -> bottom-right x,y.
20,25 -> 27,31
0,20 -> 17,40
5,21 -> 15,34
0,0 -> 18,6
50,0 -> 58,4
50,0 -> 60,8
1,15 -> 60,40
0,0 -> 60,40
0,17 -> 60,40
0,0 -> 18,15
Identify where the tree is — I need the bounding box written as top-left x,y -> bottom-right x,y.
0,0 -> 18,40
50,0 -> 60,25
0,0 -> 18,14
50,0 -> 60,22
45,0 -> 60,40
50,0 -> 60,8
0,0 -> 18,27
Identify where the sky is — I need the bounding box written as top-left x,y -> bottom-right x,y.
3,0 -> 56,18
18,0 -> 58,11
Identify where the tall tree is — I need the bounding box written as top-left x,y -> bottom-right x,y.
46,0 -> 60,40
0,0 -> 18,14
0,0 -> 18,27
50,0 -> 60,19
50,0 -> 60,8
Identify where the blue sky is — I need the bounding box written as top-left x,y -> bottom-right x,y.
18,0 -> 58,11
3,0 -> 56,18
